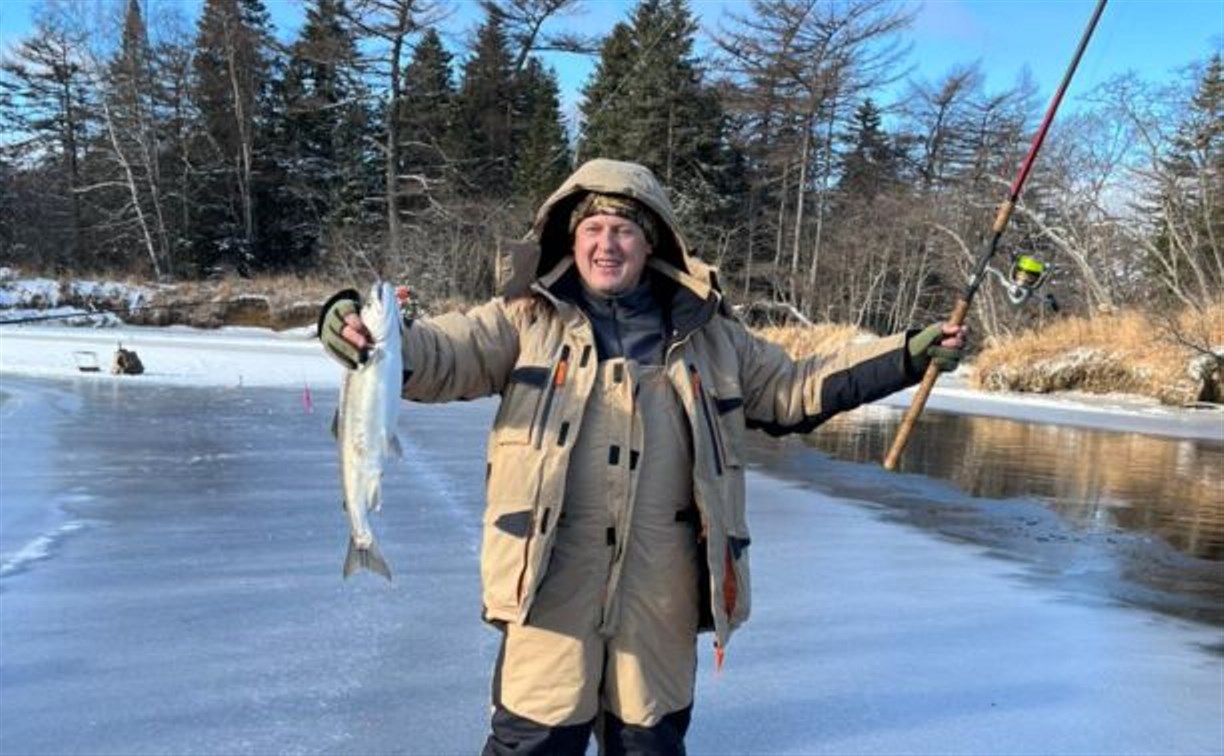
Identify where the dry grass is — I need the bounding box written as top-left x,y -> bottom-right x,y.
171,274 -> 337,306
971,304 -> 1224,405
753,323 -> 871,359
124,274 -> 341,330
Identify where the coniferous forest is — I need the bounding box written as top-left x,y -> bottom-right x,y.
1,0 -> 1219,343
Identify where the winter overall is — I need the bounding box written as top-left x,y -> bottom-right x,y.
485,286 -> 699,755
394,159 -> 922,755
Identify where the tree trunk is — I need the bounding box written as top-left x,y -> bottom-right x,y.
805,94 -> 838,310
224,19 -> 255,253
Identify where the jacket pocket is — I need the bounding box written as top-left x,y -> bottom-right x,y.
494,345 -> 572,447
492,365 -> 550,445
482,504 -> 534,614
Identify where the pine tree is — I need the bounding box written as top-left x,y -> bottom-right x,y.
0,12 -> 94,270
192,0 -> 273,273
1148,54 -> 1224,306
838,98 -> 897,203
577,0 -> 739,251
576,23 -> 636,163
513,58 -> 570,207
398,27 -> 455,189
149,17 -> 198,277
454,8 -> 518,196
100,0 -> 173,277
0,156 -> 13,261
264,0 -> 369,271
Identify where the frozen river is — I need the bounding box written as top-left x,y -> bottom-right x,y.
1,376 -> 1221,755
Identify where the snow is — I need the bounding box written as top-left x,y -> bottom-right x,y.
0,267 -> 153,318
882,371 -> 1224,441
1,314 -> 1222,754
0,324 -> 334,388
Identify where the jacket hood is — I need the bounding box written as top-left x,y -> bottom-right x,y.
495,159 -> 721,308
533,159 -> 696,279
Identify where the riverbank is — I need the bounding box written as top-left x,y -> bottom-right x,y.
4,267 -> 1222,411
2,322 -> 1221,442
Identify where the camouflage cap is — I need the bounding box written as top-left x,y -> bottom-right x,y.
568,192 -> 659,248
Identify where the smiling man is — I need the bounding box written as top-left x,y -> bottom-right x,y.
319,158 -> 966,755
569,192 -> 655,295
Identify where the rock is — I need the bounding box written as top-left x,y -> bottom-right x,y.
1187,349 -> 1224,404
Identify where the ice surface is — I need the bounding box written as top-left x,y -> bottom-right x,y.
0,377 -> 1220,755
1,325 -> 1221,754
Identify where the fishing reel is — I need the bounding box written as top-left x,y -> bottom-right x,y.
983,254 -> 1053,307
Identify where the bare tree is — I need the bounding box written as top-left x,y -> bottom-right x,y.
0,3 -> 94,270
344,0 -> 445,276
481,0 -> 594,75
712,0 -> 912,316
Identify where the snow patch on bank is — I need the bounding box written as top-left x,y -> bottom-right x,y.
0,268 -> 154,324
0,324 -> 338,389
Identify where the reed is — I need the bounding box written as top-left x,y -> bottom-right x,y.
971,305 -> 1224,405
753,323 -> 869,359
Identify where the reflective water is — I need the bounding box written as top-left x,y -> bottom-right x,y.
824,409 -> 1220,559
745,406 -> 1224,625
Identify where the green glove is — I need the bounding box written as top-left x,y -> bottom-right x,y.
317,289 -> 365,370
908,324 -> 962,374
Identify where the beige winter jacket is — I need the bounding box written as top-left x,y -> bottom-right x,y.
400,159 -> 917,652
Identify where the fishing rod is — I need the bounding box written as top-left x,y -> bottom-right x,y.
883,0 -> 1108,472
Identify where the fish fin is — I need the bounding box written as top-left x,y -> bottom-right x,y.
330,408 -> 340,439
366,541 -> 392,581
386,433 -> 403,459
343,537 -> 392,581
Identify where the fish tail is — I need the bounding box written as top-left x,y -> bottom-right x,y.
343,537 -> 392,581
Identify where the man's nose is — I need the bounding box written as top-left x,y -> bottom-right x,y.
593,229 -> 619,250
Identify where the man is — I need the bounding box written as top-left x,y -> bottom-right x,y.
319,159 -> 965,755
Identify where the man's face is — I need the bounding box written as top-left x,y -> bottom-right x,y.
572,213 -> 652,296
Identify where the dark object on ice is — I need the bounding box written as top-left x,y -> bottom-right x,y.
111,345 -> 144,375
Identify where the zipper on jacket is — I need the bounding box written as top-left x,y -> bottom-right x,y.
533,345 -> 570,449
689,364 -> 724,476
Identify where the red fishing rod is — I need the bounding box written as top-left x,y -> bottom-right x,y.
883,0 -> 1109,471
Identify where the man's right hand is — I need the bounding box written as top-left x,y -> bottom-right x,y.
318,289 -> 373,370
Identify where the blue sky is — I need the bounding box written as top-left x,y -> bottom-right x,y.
1,0 -> 1220,115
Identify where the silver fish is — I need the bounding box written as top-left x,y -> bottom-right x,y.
335,281 -> 403,580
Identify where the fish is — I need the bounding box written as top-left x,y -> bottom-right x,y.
334,281 -> 403,580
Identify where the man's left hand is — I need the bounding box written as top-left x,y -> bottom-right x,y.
908,322 -> 968,374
